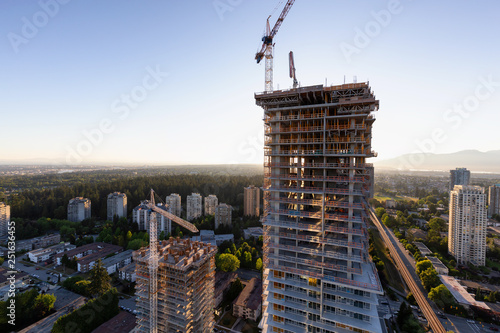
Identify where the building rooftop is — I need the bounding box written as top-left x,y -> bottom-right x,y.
414,241 -> 432,255
440,275 -> 489,310
426,256 -> 448,271
101,249 -> 134,267
55,242 -> 121,259
233,277 -> 262,311
134,237 -> 217,271
119,262 -> 136,274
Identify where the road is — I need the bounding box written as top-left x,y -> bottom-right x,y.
367,205 -> 446,333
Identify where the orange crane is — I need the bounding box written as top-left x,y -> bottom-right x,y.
144,189 -> 198,333
255,0 -> 295,92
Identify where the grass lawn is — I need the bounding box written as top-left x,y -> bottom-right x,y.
486,258 -> 500,270
242,323 -> 260,333
370,229 -> 406,293
220,312 -> 237,329
374,193 -> 418,203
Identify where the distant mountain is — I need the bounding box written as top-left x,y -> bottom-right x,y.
374,150 -> 500,173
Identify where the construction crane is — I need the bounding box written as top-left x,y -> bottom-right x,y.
289,51 -> 298,89
255,0 -> 295,92
144,189 -> 198,333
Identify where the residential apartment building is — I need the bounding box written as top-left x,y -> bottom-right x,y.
16,233 -> 61,252
186,193 -> 203,221
215,203 -> 232,229
67,197 -> 91,222
107,192 -> 127,221
448,185 -> 487,266
27,242 -> 75,263
204,194 -> 218,216
55,242 -> 121,266
165,193 -> 182,217
100,249 -> 134,274
488,185 -> 500,218
134,238 -> 217,332
0,202 -> 10,240
256,83 -> 383,333
119,262 -> 136,282
450,168 -> 471,191
133,201 -> 171,235
233,277 -> 262,321
244,185 -> 260,217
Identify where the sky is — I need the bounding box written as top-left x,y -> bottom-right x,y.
0,0 -> 499,166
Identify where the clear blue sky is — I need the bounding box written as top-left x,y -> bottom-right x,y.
1,0 -> 499,166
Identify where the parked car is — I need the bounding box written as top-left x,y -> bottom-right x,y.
489,327 -> 499,332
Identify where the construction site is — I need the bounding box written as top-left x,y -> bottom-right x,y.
256,82 -> 383,333
134,237 -> 217,333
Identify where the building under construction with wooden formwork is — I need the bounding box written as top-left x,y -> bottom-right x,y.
256,82 -> 384,333
134,237 -> 217,333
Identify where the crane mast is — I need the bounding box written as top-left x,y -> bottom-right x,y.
148,190 -> 158,333
145,189 -> 199,332
255,0 -> 295,92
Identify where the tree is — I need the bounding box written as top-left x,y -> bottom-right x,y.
255,258 -> 263,271
33,293 -> 56,318
420,268 -> 440,291
88,259 -> 111,298
416,259 -> 433,275
216,253 -> 240,272
242,251 -> 252,268
375,207 -> 386,219
428,217 -> 446,232
428,284 -> 455,309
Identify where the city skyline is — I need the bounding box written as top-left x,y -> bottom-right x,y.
1,1 -> 499,166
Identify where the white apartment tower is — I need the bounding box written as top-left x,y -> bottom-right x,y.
244,185 -> 260,217
450,167 -> 471,191
256,83 -> 383,333
488,185 -> 500,218
165,193 -> 182,217
449,185 -> 487,266
133,201 -> 171,235
186,193 -> 202,221
0,202 -> 10,240
215,203 -> 232,229
204,195 -> 218,216
67,197 -> 91,222
107,192 -> 127,221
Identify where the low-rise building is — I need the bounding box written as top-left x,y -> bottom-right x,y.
191,230 -> 234,246
414,242 -> 432,256
233,277 -> 262,321
15,234 -> 61,252
55,242 -> 122,268
119,262 -> 136,282
243,227 -> 263,240
214,271 -> 237,307
426,256 -> 449,275
27,242 -> 75,263
100,250 -> 134,274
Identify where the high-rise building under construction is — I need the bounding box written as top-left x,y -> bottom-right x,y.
134,238 -> 217,332
256,82 -> 383,333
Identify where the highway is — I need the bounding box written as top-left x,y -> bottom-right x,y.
367,205 -> 447,333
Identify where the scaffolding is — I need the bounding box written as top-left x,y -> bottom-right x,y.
256,82 -> 383,333
134,237 -> 217,333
